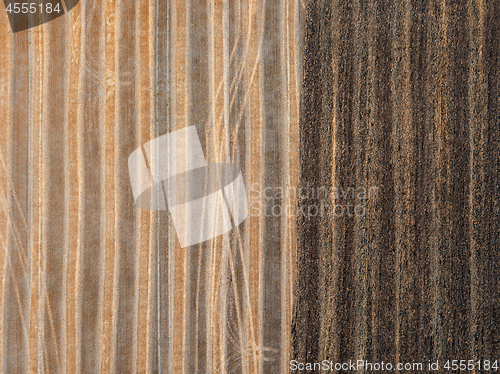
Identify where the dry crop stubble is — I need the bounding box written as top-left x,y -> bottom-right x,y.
0,0 -> 301,372
1,0 -> 498,373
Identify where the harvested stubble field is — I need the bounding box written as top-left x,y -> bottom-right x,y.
0,0 -> 499,373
